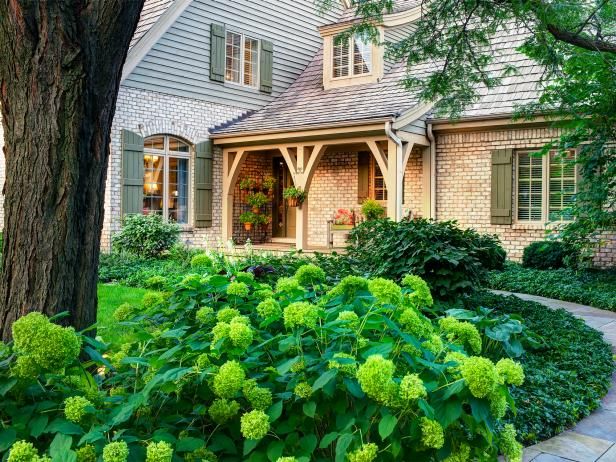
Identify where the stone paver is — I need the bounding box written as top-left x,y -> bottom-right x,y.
493,291 -> 616,462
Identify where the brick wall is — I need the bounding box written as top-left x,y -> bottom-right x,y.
434,126 -> 616,265
403,146 -> 424,218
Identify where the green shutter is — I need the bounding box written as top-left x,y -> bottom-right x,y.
121,129 -> 144,216
260,40 -> 273,93
491,149 -> 513,225
210,23 -> 226,82
195,140 -> 214,228
358,151 -> 370,202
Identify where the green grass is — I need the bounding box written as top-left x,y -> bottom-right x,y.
97,283 -> 150,345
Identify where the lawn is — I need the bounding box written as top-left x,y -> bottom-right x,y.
97,283 -> 150,345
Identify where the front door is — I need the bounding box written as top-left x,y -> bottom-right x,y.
272,158 -> 296,239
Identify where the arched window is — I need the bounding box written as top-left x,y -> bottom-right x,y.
143,135 -> 191,224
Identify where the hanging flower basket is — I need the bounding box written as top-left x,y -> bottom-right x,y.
287,197 -> 298,208
283,186 -> 306,208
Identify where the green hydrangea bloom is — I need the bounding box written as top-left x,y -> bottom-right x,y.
399,373 -> 427,401
12,312 -> 81,378
460,356 -> 500,398
439,317 -> 482,355
328,353 -> 357,376
422,334 -> 444,355
211,322 -> 230,346
181,274 -> 202,286
143,292 -> 164,309
102,441 -> 129,462
240,410 -> 270,440
347,443 -> 378,462
145,275 -> 167,290
195,353 -> 210,370
276,277 -> 301,293
196,307 -> 216,325
489,390 -> 508,419
243,379 -> 273,410
337,310 -> 359,329
398,308 -> 433,338
294,382 -> 313,399
256,298 -> 282,319
401,274 -> 434,308
326,276 -> 369,300
213,360 -> 245,398
217,307 -> 241,323
191,253 -> 213,269
356,355 -> 398,403
496,358 -> 525,386
75,445 -> 97,462
254,286 -> 274,300
283,302 -> 319,329
208,398 -> 240,424
113,303 -> 133,322
294,264 -> 326,286
229,319 -> 253,350
500,424 -> 523,462
227,281 -> 249,298
420,417 -> 444,449
8,441 -> 40,462
368,278 -> 402,305
64,396 -> 92,423
186,447 -> 218,462
146,441 -> 173,462
235,271 -> 255,283
443,443 -> 470,462
290,360 -> 305,373
443,351 -> 468,372
109,387 -> 126,397
276,458 -> 298,462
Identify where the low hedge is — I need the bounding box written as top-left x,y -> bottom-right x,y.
488,263 -> 616,311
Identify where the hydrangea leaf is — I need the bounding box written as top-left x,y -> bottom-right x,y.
378,414 -> 398,440
311,369 -> 337,392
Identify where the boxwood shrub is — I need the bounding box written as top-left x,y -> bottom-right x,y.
522,241 -> 575,269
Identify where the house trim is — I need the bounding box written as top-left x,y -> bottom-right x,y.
430,114 -> 555,132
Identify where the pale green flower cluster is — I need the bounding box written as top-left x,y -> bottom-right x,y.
75,444 -> 97,462
243,379 -> 273,410
186,447 -> 218,462
326,276 -> 369,300
208,398 -> 240,424
422,334 -> 444,355
217,307 -> 240,323
146,441 -> 173,462
235,272 -> 255,284
401,274 -> 434,308
420,417 -> 445,449
191,253 -> 213,269
212,322 -> 231,346
439,317 -> 482,354
102,441 -> 129,462
356,355 -> 397,404
8,441 -> 49,462
328,352 -> 357,376
276,458 -> 298,462
143,292 -> 164,309
213,360 -> 245,398
283,302 -> 319,329
295,264 -> 326,287
347,443 -> 378,462
11,312 -> 81,379
276,277 -> 301,293
113,303 -> 133,322
443,443 -> 470,462
196,307 -> 216,325
256,298 -> 282,319
499,424 -> 523,462
181,274 -> 202,286
459,356 -> 500,398
398,308 -> 433,338
399,373 -> 427,401
227,281 -> 249,298
145,275 -> 167,289
337,310 -> 359,329
368,278 -> 402,305
496,358 -> 525,386
240,409 -> 270,440
490,390 -> 508,419
290,360 -> 305,373
254,286 -> 274,300
229,318 -> 253,350
294,382 -> 313,399
64,396 -> 92,423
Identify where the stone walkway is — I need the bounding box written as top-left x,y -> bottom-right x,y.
492,291 -> 616,462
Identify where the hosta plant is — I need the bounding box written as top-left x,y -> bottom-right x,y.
0,268 -> 524,461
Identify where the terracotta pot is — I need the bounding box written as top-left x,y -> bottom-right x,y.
287,197 -> 298,207
252,206 -> 261,214
244,222 -> 253,231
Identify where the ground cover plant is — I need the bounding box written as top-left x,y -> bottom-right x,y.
0,267 -> 526,461
488,262 -> 616,311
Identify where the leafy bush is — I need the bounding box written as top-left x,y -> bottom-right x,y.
522,241 -> 575,269
347,219 -> 506,299
488,262 -> 616,311
361,199 -> 385,221
112,214 -> 180,258
0,271 -> 525,461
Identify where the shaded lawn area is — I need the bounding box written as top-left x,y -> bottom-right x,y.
97,283 -> 149,345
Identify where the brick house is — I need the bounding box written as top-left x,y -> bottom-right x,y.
0,0 -> 613,264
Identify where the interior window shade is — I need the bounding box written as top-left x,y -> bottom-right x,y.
333,35 -> 350,78
517,152 -> 543,221
549,151 -> 576,221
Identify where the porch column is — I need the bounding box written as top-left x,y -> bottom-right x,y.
387,139 -> 400,220
221,149 -> 247,244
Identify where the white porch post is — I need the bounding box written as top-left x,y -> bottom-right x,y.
386,139 -> 399,220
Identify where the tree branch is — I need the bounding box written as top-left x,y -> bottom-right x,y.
546,24 -> 616,54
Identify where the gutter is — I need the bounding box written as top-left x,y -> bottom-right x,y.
385,121 -> 404,221
427,123 -> 436,219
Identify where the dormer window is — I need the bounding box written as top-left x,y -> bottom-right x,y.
332,34 -> 372,78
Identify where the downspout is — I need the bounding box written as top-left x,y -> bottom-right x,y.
427,123 -> 436,219
385,121 -> 404,221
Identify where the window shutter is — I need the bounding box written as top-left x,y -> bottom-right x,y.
194,140 -> 214,228
491,149 -> 513,225
210,23 -> 226,82
260,40 -> 273,93
121,129 -> 144,216
358,151 -> 370,202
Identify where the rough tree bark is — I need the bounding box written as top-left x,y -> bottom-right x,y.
0,0 -> 144,340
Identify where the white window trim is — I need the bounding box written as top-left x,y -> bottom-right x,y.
515,149 -> 577,225
331,34 -> 373,80
144,135 -> 192,227
225,30 -> 260,89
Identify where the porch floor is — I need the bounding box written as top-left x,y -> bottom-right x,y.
224,242 -> 346,257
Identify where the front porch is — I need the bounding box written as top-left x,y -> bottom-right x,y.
214,123 -> 433,251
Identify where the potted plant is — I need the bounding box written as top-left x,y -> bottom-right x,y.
332,208 -> 355,230
239,211 -> 257,231
283,186 -> 306,207
262,176 -> 276,197
257,214 -> 271,230
239,177 -> 256,191
361,199 -> 386,221
246,192 -> 268,213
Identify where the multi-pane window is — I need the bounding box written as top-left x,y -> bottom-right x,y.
517,150 -> 576,222
143,135 -> 191,225
332,34 -> 372,79
226,31 -> 259,87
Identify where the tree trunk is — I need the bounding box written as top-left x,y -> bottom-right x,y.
0,0 -> 144,340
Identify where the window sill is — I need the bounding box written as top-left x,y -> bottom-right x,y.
180,227 -> 194,233
511,222 -> 547,231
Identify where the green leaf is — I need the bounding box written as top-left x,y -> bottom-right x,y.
50,433 -> 75,462
312,369 -> 338,392
418,399 -> 435,420
244,439 -> 258,456
0,378 -> 17,396
266,440 -> 285,461
378,414 -> 398,440
0,429 -> 17,452
470,397 -> 492,426
45,419 -> 83,436
303,401 -> 317,418
434,398 -> 463,429
276,357 -> 300,375
335,433 -> 354,462
298,434 -> 318,456
176,437 -> 205,452
29,415 -> 48,438
319,432 -> 338,449
267,400 -> 283,423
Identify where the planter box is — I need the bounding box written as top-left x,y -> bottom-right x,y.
331,224 -> 353,230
